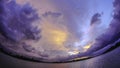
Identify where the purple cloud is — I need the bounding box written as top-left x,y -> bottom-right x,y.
59,0 -> 120,62
87,0 -> 120,54
90,13 -> 102,26
0,0 -> 40,42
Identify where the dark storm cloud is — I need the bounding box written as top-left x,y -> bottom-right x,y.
90,13 -> 102,26
88,0 -> 120,53
0,0 -> 15,41
0,0 -> 40,42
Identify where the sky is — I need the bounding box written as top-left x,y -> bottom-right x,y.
1,0 -> 118,62
15,0 -> 114,56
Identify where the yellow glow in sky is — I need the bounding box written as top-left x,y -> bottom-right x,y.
84,45 -> 91,49
83,43 -> 92,50
51,30 -> 67,45
41,21 -> 68,46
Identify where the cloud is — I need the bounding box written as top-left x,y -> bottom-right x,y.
90,13 -> 102,26
87,0 -> 120,54
1,0 -> 118,62
50,0 -> 89,39
0,0 -> 40,41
